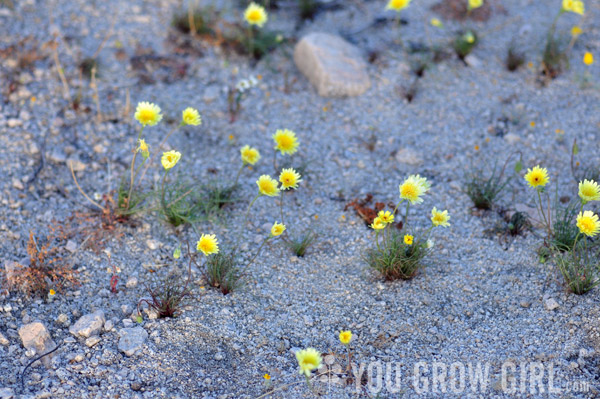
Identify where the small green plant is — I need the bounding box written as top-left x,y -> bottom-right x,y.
201,251 -> 243,295
365,175 -> 450,280
554,246 -> 600,294
366,229 -> 430,280
286,231 -> 317,257
298,0 -> 319,20
464,152 -> 522,210
171,6 -> 217,36
551,201 -> 579,252
228,75 -> 259,122
454,29 -> 478,59
541,1 -> 585,78
138,245 -> 194,318
570,139 -> 600,183
157,177 -> 200,226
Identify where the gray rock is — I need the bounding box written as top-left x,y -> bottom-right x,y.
395,148 -> 423,166
18,322 -> 56,367
85,336 -> 101,348
69,310 -> 105,338
118,327 -> 148,356
545,298 -> 559,311
126,276 -> 138,288
294,32 -> 370,97
0,388 -> 14,399
0,332 -> 9,346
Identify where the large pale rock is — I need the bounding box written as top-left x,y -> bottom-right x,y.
118,327 -> 148,357
294,32 -> 370,97
18,322 -> 56,367
69,310 -> 105,338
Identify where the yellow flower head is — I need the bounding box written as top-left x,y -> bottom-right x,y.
404,234 -> 414,245
263,374 -> 271,380
138,139 -> 149,159
583,52 -> 594,66
273,129 -> 299,155
270,222 -> 286,237
134,102 -> 162,126
339,330 -> 352,345
431,207 -> 451,227
576,211 -> 600,237
257,175 -> 280,196
370,217 -> 386,230
49,289 -> 56,296
377,210 -> 394,224
399,174 -> 430,204
468,0 -> 484,10
296,348 -> 322,377
524,165 -> 549,188
386,0 -> 411,11
562,0 -> 585,15
181,107 -> 202,126
279,168 -> 302,190
196,234 -> 219,256
161,150 -> 181,170
240,145 -> 261,165
571,25 -> 583,37
244,2 -> 268,27
430,18 -> 443,28
578,179 -> 600,203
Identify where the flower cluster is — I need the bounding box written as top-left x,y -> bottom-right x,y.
366,174 -> 450,280
524,163 -> 600,293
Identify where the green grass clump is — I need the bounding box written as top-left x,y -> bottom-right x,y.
365,230 -> 430,280
454,29 -> 478,59
286,231 -> 316,257
551,202 -> 580,252
464,166 -> 510,210
554,247 -> 600,295
203,251 -> 243,295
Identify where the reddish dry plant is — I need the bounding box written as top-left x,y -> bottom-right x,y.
67,193 -> 129,254
6,231 -> 79,297
345,194 -> 402,229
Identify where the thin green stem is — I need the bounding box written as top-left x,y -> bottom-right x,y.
245,236 -> 271,268
248,26 -> 254,57
404,202 -> 411,227
375,230 -> 381,252
536,190 -> 551,237
160,169 -> 169,214
233,164 -> 245,187
243,194 -> 261,227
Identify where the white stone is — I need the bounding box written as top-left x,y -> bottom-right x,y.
294,32 -> 370,97
544,298 -> 559,311
69,310 -> 105,338
18,322 -> 56,367
118,327 -> 148,356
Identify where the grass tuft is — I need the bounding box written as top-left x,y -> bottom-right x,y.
286,231 -> 317,257
203,251 -> 243,295
365,230 -> 429,280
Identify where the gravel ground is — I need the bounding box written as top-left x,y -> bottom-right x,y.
1,0 -> 600,398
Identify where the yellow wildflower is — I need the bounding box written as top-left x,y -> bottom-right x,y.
430,18 -> 443,28
273,129 -> 299,155
377,210 -> 394,224
244,2 -> 268,28
524,165 -> 549,188
399,175 -> 430,204
257,175 -> 280,196
431,207 -> 451,227
196,234 -> 219,256
181,107 -> 202,126
240,145 -> 261,165
264,374 -> 271,380
270,222 -> 286,237
583,52 -> 594,65
296,348 -> 322,377
386,0 -> 411,11
49,289 -> 56,296
371,217 -> 386,230
404,234 -> 414,245
279,168 -> 302,190
138,139 -> 149,159
576,211 -> 600,237
562,0 -> 585,15
161,150 -> 181,170
571,26 -> 583,37
468,0 -> 484,10
134,102 -> 162,126
578,180 -> 600,203
339,330 -> 352,345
